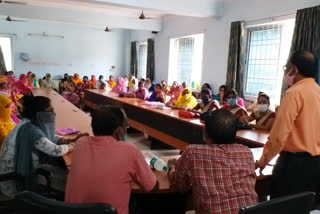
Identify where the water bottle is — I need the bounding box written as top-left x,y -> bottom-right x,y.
144,152 -> 168,172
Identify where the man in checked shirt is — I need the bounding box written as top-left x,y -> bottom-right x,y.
168,109 -> 258,214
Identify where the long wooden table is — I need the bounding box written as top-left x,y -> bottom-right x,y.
84,89 -> 269,149
34,89 -> 274,198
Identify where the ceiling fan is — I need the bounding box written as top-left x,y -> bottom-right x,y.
0,0 -> 27,5
104,27 -> 114,32
139,10 -> 152,20
3,16 -> 26,22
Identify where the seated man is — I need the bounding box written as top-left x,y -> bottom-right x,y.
65,106 -> 159,214
168,109 -> 257,214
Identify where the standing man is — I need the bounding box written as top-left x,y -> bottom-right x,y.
256,50 -> 320,199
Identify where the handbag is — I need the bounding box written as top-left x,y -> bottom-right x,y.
178,110 -> 196,118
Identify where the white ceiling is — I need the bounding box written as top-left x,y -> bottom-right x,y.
0,0 -> 224,31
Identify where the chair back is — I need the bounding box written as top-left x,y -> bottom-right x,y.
239,192 -> 315,214
14,191 -> 117,214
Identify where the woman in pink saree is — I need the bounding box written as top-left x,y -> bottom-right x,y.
14,74 -> 33,95
112,77 -> 128,94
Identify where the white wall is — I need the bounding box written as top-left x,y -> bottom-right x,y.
0,20 -> 129,80
129,0 -> 320,93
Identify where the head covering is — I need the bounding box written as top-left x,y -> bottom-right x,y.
73,73 -> 83,85
89,75 -> 97,88
0,75 -> 10,95
168,85 -> 183,103
0,94 -> 15,146
14,74 -> 33,95
15,112 -> 56,191
174,88 -> 198,109
149,80 -> 157,92
108,78 -> 116,89
112,77 -> 128,94
42,73 -> 56,89
128,78 -> 137,93
128,76 -> 135,88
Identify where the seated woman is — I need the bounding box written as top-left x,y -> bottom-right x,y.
129,81 -> 149,100
167,81 -> 178,96
73,73 -> 83,85
0,95 -> 84,197
247,91 -> 264,111
0,94 -> 15,148
112,77 -> 128,94
61,76 -> 80,106
108,75 -> 116,89
76,76 -> 90,93
161,80 -> 170,94
192,88 -> 220,113
127,78 -> 137,94
168,88 -> 198,110
145,78 -> 152,90
166,84 -> 183,105
88,75 -> 97,89
14,74 -> 33,95
148,84 -> 166,103
149,80 -> 157,92
213,85 -> 227,106
28,73 -> 40,89
201,83 -> 212,92
41,73 -> 57,90
222,89 -> 247,119
242,93 -> 275,131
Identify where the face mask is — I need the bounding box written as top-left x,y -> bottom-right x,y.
35,112 -> 56,142
122,134 -> 128,142
227,98 -> 237,106
285,69 -> 295,86
202,96 -> 210,105
258,104 -> 269,113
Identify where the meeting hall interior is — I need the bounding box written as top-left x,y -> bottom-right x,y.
0,0 -> 320,213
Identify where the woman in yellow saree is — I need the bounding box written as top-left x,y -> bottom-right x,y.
170,88 -> 198,110
0,94 -> 15,148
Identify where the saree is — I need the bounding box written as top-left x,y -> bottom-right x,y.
14,74 -> 33,95
254,110 -> 275,126
174,88 -> 198,109
168,85 -> 183,104
0,95 -> 15,147
73,73 -> 83,85
112,77 -> 128,94
88,75 -> 97,89
108,80 -> 116,89
15,112 -> 56,191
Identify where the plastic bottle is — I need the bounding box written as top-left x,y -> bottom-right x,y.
144,152 -> 168,172
192,80 -> 195,89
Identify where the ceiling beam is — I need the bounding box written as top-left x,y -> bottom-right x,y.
0,4 -> 162,31
95,0 -> 224,17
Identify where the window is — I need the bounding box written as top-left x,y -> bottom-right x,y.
0,36 -> 13,71
244,19 -> 295,105
168,34 -> 204,87
137,43 -> 147,79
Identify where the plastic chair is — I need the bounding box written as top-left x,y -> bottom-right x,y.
239,192 -> 315,214
13,191 -> 117,214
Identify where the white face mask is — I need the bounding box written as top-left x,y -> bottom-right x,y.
258,104 -> 269,113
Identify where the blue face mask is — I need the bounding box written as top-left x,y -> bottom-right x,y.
227,98 -> 237,106
202,96 -> 210,105
122,134 -> 128,142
